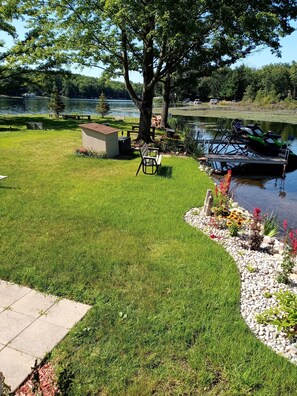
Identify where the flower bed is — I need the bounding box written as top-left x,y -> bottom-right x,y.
184,207 -> 297,364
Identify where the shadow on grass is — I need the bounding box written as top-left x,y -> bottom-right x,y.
116,152 -> 139,161
158,166 -> 173,178
0,127 -> 20,132
0,116 -> 83,131
0,185 -> 18,189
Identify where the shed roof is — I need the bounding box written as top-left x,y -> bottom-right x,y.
79,123 -> 119,135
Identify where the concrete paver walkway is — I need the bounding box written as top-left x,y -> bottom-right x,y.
0,280 -> 91,392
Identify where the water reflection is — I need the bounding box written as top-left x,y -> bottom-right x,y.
0,97 -> 139,117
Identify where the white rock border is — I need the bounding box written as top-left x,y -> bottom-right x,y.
184,207 -> 297,364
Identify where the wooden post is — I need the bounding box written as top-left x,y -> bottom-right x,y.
203,189 -> 213,216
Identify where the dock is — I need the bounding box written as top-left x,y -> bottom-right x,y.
197,139 -> 244,144
206,154 -> 287,165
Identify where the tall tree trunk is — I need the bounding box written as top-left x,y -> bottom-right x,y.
138,88 -> 154,142
160,74 -> 172,129
121,20 -> 158,143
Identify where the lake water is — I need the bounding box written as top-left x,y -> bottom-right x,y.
1,97 -> 297,230
0,97 -> 140,117
188,117 -> 297,231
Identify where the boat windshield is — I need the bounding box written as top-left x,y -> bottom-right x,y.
253,128 -> 264,137
265,138 -> 275,144
241,127 -> 253,135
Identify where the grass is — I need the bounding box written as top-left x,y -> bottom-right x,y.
1,115 -> 297,394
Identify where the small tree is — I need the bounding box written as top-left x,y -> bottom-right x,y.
49,84 -> 65,118
96,92 -> 110,117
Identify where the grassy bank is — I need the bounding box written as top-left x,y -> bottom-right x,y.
1,116 -> 297,395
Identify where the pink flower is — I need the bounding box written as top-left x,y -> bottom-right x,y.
283,219 -> 288,231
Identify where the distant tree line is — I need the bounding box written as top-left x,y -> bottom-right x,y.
2,62 -> 297,108
0,68 -> 142,99
176,62 -> 297,106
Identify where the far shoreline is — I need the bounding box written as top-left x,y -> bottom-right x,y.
2,94 -> 297,125
164,104 -> 297,125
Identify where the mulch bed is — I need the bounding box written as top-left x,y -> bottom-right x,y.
15,362 -> 60,396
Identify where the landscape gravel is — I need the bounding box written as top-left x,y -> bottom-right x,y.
184,207 -> 297,364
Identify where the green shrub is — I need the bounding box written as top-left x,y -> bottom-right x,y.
277,220 -> 297,284
263,212 -> 279,237
75,147 -> 107,158
256,290 -> 297,337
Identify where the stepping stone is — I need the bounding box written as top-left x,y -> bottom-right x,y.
0,281 -> 91,392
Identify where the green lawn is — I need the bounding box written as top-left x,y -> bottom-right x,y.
1,117 -> 297,395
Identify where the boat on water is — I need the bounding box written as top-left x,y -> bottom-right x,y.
231,119 -> 297,168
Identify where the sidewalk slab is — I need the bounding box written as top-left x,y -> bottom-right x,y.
0,311 -> 35,345
0,347 -> 36,392
10,319 -> 70,358
42,298 -> 92,329
11,290 -> 57,318
0,280 -> 91,392
0,281 -> 31,308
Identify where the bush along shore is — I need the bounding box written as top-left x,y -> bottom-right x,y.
185,170 -> 297,364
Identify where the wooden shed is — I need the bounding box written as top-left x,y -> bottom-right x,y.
79,123 -> 120,158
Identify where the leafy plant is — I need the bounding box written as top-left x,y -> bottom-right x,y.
169,117 -> 187,131
263,212 -> 279,237
183,129 -> 204,158
208,215 -> 227,230
0,372 -> 11,396
212,170 -> 232,216
75,147 -> 107,158
263,291 -> 273,298
256,290 -> 297,338
226,209 -> 247,236
156,137 -> 184,153
227,220 -> 239,237
246,264 -> 256,273
249,207 -> 264,250
277,220 -> 297,284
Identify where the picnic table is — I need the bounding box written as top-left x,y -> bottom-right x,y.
62,114 -> 91,120
26,122 -> 44,130
127,129 -> 155,140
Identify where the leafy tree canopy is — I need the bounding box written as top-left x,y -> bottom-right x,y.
3,0 -> 297,140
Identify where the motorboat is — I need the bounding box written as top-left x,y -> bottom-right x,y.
231,119 -> 297,168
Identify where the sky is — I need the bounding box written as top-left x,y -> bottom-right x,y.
235,30 -> 297,69
2,19 -> 297,83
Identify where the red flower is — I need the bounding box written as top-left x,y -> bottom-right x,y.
283,219 -> 288,231
215,185 -> 218,197
210,233 -> 216,239
253,207 -> 261,221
